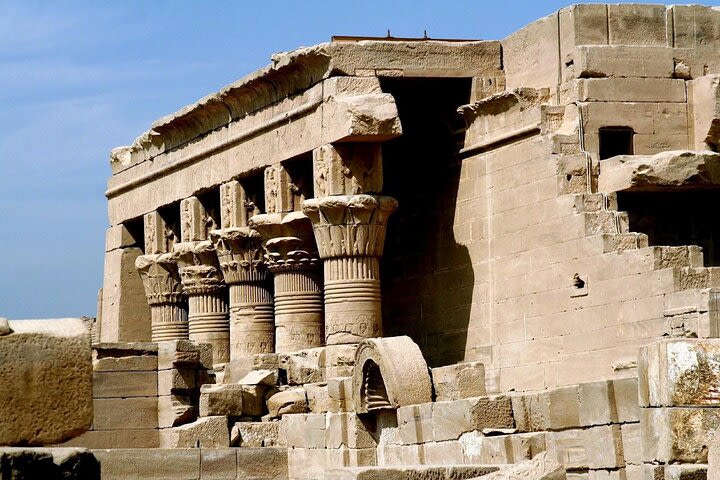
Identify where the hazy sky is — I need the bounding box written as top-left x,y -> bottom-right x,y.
1,0 -> 713,318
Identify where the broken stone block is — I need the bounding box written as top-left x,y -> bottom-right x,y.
158,367 -> 196,393
578,378 -> 640,427
431,361 -> 486,401
223,354 -> 278,384
326,413 -> 376,449
267,388 -> 309,417
327,377 -> 353,412
241,384 -> 270,418
432,395 -> 514,441
323,344 -> 357,378
598,151 -> 720,193
158,394 -> 196,428
476,451 -> 565,480
157,339 -> 213,370
159,415 -> 230,448
512,386 -> 581,432
397,403 -> 434,444
639,338 -> 720,407
304,382 -> 332,413
230,421 -> 279,447
200,384 -> 244,417
237,369 -> 278,386
641,406 -> 720,463
280,348 -> 325,385
0,319 -> 93,446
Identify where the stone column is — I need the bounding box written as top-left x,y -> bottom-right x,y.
173,240 -> 230,364
135,253 -> 188,341
209,228 -> 274,358
301,143 -> 397,345
250,211 -> 324,353
173,196 -> 230,365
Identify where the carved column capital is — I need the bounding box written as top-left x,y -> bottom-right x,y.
249,211 -> 320,273
209,227 -> 268,285
173,241 -> 225,295
135,253 -> 188,342
302,194 -> 398,259
135,253 -> 184,305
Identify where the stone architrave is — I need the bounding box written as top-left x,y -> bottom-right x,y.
249,211 -> 324,353
209,228 -> 274,358
173,241 -> 230,364
135,253 -> 188,341
302,194 -> 397,345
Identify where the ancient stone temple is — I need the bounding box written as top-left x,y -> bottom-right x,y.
10,3 -> 720,479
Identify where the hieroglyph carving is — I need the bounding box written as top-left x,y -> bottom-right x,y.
135,253 -> 188,341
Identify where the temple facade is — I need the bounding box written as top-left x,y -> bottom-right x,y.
7,3 -> 720,479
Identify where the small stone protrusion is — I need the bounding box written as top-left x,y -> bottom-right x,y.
0,318 -> 12,336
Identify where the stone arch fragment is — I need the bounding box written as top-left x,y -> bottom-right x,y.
352,336 -> 433,414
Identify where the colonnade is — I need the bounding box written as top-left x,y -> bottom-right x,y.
135,142 -> 397,364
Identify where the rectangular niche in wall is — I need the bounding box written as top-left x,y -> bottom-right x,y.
157,202 -> 181,251
197,187 -> 221,233
123,216 -> 145,252
241,170 -> 265,219
283,152 -> 314,211
599,126 -> 634,160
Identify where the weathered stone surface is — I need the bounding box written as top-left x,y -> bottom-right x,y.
512,387 -> 581,432
159,416 -> 230,448
599,151 -> 720,193
304,382 -> 332,413
93,397 -> 158,431
327,413 -> 376,449
92,371 -> 157,398
641,406 -> 720,464
238,369 -> 278,386
0,447 -> 101,480
432,396 -> 514,442
280,348 -> 325,385
230,421 -> 279,447
352,336 -> 432,414
323,465 -> 500,480
0,319 -> 93,446
267,389 -> 309,417
94,448 -> 200,480
223,356 -> 279,384
200,384 -> 244,417
236,447 -> 288,480
157,339 -> 212,370
432,362 -> 487,401
469,451 -> 565,479
640,338 -> 720,407
158,394 -> 196,428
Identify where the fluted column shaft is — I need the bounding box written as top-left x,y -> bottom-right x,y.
174,241 -> 230,364
135,253 -> 188,341
302,194 -> 397,345
250,212 -> 325,353
210,228 -> 274,358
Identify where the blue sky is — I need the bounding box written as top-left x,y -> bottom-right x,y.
0,0 -> 713,318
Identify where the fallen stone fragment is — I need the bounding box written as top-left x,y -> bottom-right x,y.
200,384 -> 244,417
160,416 -> 230,448
267,389 -> 309,417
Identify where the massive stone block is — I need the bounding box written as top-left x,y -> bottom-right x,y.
0,319 -> 93,446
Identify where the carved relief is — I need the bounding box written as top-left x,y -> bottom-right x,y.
312,143 -> 383,197
220,180 -> 248,228
264,164 -> 294,214
180,197 -> 207,242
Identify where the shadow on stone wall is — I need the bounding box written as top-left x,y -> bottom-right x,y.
380,77 -> 474,367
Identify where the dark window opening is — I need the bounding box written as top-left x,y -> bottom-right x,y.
123,217 -> 145,252
599,126 -> 634,160
197,188 -> 221,233
618,190 -> 720,266
157,202 -> 181,250
241,171 -> 265,218
283,152 -> 314,211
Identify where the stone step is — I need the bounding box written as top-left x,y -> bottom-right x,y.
599,233 -> 648,253
579,211 -> 629,236
322,464 -> 500,480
